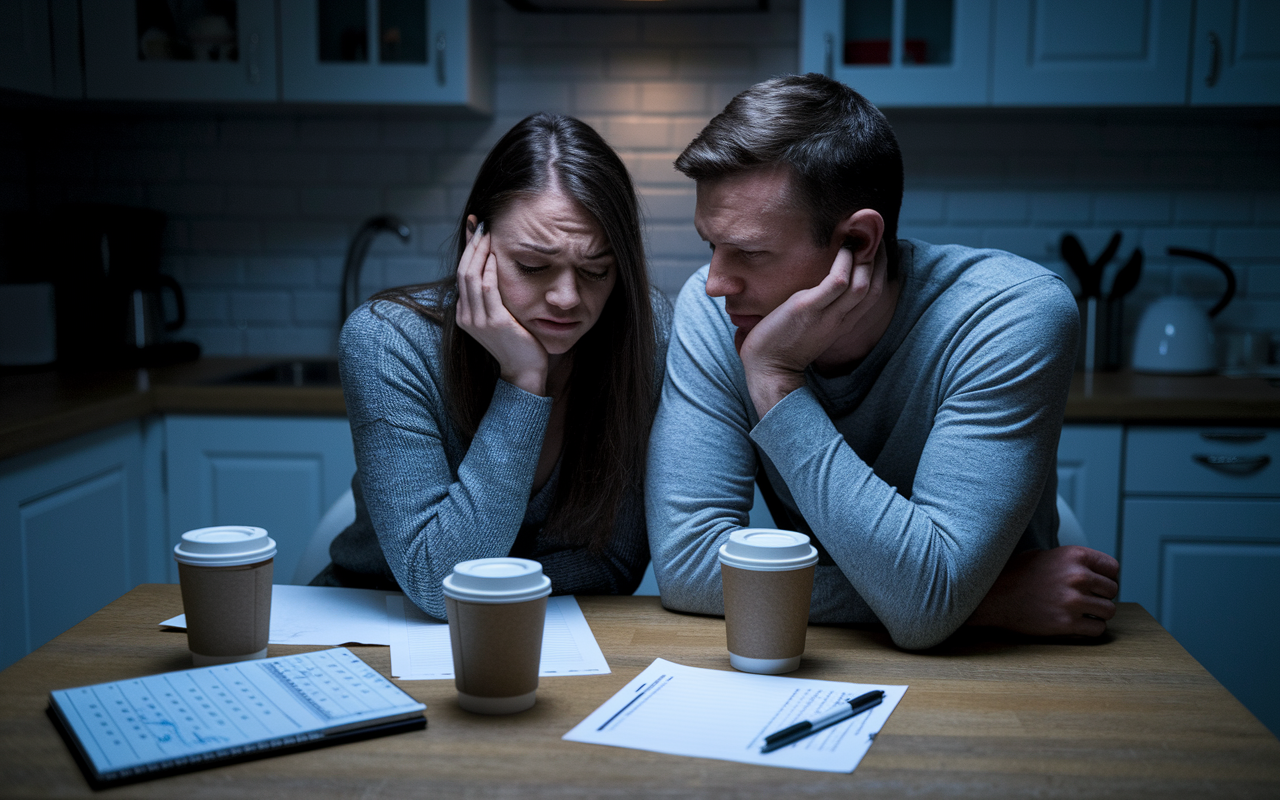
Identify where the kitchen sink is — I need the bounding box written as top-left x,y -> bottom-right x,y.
213,359 -> 342,387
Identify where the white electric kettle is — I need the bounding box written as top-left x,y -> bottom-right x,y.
1132,248 -> 1235,374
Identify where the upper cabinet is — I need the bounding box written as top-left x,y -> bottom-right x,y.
65,0 -> 489,110
802,0 -> 1279,106
0,0 -> 55,96
1189,0 -> 1280,105
801,0 -> 992,106
83,0 -> 281,102
280,0 -> 490,108
991,0 -> 1192,105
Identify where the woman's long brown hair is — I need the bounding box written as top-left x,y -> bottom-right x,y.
368,113 -> 656,553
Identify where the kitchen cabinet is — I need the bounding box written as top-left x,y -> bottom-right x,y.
164,415 -> 356,586
280,0 -> 492,108
800,0 -> 992,106
1188,0 -> 1280,106
0,419 -> 166,671
802,0 -> 1277,106
991,0 -> 1193,106
1120,426 -> 1280,736
74,0 -> 489,109
0,0 -> 54,96
1056,424 -> 1123,558
82,0 -> 280,102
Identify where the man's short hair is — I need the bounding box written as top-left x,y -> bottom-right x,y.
675,73 -> 904,273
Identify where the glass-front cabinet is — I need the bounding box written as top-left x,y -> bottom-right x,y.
74,0 -> 489,108
279,0 -> 489,107
82,0 -> 280,101
801,0 -> 991,106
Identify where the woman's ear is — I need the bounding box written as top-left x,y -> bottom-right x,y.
465,214 -> 478,240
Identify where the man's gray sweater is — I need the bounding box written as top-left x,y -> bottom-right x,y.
646,239 -> 1078,650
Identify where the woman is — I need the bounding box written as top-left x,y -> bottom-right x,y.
314,113 -> 670,620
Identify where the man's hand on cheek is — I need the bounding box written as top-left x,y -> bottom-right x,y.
738,245 -> 885,419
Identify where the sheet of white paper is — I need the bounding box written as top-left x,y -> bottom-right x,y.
387,594 -> 611,680
562,658 -> 906,773
159,584 -> 397,646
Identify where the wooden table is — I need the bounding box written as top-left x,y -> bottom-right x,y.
2,586 -> 1278,798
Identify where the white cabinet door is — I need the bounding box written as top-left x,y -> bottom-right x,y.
279,0 -> 491,109
1189,0 -> 1280,105
991,0 -> 1193,105
0,420 -> 164,671
82,0 -> 279,101
165,415 -> 356,585
1121,498 -> 1280,737
801,0 -> 992,106
1056,424 -> 1123,558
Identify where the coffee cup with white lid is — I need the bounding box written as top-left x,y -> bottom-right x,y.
173,526 -> 276,666
718,528 -> 819,674
442,558 -> 552,714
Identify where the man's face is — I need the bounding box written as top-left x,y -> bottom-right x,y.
694,166 -> 844,340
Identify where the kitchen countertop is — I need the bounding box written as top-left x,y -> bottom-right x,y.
2,359 -> 1278,462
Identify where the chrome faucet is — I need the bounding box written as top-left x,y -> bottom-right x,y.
341,214 -> 412,322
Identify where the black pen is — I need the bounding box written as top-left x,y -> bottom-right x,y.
760,690 -> 884,754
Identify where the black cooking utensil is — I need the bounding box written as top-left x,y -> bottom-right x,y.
1103,247 -> 1142,371
1109,247 -> 1143,301
1094,231 -> 1123,278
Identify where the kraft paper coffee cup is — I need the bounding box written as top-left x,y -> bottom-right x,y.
718,528 -> 819,674
442,558 -> 552,715
173,526 -> 276,667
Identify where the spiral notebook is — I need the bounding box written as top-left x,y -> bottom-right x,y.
47,648 -> 426,789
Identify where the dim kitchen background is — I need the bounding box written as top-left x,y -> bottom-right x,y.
0,0 -> 1276,370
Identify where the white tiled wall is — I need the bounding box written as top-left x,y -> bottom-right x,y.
2,0 -> 1278,358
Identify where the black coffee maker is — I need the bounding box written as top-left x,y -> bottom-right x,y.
53,204 -> 199,368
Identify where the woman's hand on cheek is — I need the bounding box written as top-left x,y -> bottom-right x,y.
456,223 -> 551,396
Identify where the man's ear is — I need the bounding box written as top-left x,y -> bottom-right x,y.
833,209 -> 885,266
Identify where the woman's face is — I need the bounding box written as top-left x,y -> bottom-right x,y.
483,188 -> 618,356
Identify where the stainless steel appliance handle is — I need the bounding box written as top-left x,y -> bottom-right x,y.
1192,454 -> 1270,476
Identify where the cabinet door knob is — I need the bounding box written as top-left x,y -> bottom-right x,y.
1206,31 -> 1221,88
1192,454 -> 1270,476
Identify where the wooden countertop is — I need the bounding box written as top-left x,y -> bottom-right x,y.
1,585 -> 1277,798
0,359 -> 346,460
2,360 -> 1278,461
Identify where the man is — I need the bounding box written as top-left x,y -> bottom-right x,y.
646,74 -> 1119,650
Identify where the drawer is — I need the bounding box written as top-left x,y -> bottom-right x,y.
1125,427 -> 1280,497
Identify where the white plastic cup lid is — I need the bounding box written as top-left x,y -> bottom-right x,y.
441,558 -> 552,604
718,528 -> 819,572
173,526 -> 277,567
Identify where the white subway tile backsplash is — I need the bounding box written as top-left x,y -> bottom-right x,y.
230,290 -> 292,324
1028,191 -> 1091,224
1216,229 -> 1280,260
244,256 -> 316,287
1175,191 -> 1253,223
1140,227 -> 1214,255
146,184 -> 225,215
245,326 -> 335,357
899,190 -> 946,224
188,219 -> 260,252
947,191 -> 1030,224
226,185 -> 300,217
1093,192 -> 1173,224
